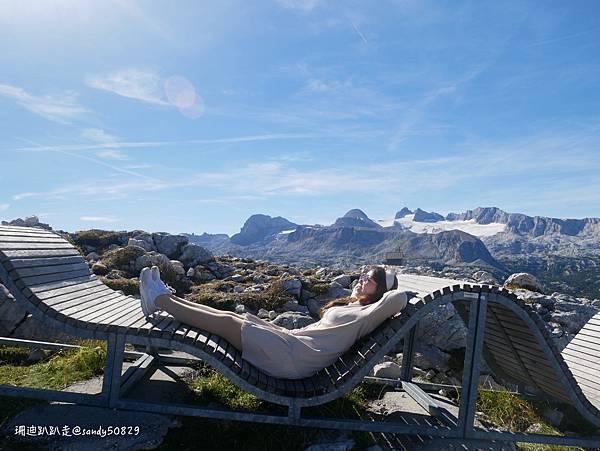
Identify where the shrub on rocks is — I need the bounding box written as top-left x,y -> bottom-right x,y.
91,262 -> 109,276
186,281 -> 293,313
71,229 -> 127,252
99,276 -> 139,296
101,245 -> 146,273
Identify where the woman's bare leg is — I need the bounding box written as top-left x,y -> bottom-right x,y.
155,294 -> 244,350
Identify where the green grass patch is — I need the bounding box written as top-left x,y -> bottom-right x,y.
161,363 -> 379,450
0,341 -> 108,449
476,389 -> 591,451
0,341 -> 106,390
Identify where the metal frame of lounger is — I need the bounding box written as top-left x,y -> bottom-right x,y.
0,225 -> 599,447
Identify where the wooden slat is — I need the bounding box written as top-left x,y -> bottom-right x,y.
43,285 -> 114,310
24,275 -> 97,296
565,341 -> 600,358
0,233 -> 61,241
2,249 -> 80,260
568,332 -> 600,349
563,347 -> 600,367
0,242 -> 74,250
580,323 -> 600,334
160,320 -> 185,340
483,334 -> 555,372
0,236 -> 67,244
576,329 -> 600,342
146,315 -> 176,336
118,310 -> 148,330
10,262 -> 89,278
62,293 -> 127,320
20,269 -> 92,287
112,308 -> 146,329
485,320 -> 537,342
563,353 -> 600,377
7,256 -> 85,270
0,226 -> 55,235
53,291 -> 122,317
566,368 -> 600,395
94,301 -> 140,325
33,279 -> 104,300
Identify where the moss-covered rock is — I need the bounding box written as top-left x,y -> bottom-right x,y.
71,229 -> 127,252
101,245 -> 146,273
187,282 -> 293,312
99,276 -> 139,296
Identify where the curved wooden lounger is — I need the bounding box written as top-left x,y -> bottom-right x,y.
1,225 -> 599,446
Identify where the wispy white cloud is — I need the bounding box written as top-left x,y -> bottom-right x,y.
11,133 -> 322,152
85,69 -> 170,106
276,0 -> 322,13
0,83 -> 89,123
14,179 -> 167,201
81,128 -> 118,143
80,215 -> 120,223
349,19 -> 368,43
96,150 -> 128,160
0,203 -> 9,212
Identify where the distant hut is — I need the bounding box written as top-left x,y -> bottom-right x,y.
384,247 -> 404,265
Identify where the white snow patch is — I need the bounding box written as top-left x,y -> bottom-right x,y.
380,214 -> 506,237
277,229 -> 296,235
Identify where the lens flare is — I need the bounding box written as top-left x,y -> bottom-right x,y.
164,75 -> 205,118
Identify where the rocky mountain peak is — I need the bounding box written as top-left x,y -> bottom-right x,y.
334,209 -> 381,229
394,207 -> 413,219
413,208 -> 444,223
230,214 -> 298,246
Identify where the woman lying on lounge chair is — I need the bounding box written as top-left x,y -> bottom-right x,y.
139,265 -> 412,379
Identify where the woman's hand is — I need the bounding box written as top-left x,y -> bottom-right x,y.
404,290 -> 419,299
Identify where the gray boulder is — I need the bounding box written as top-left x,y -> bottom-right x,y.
414,344 -> 451,372
281,299 -> 310,315
134,252 -> 172,272
331,274 -> 352,288
152,233 -> 189,258
128,237 -> 155,252
504,272 -> 544,292
307,298 -> 327,317
550,301 -> 598,335
370,362 -> 402,379
180,244 -> 213,267
472,270 -> 498,284
170,260 -> 186,277
416,302 -> 467,351
317,282 -> 351,301
280,278 -> 303,298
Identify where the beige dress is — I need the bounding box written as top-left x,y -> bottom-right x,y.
240,291 -> 408,379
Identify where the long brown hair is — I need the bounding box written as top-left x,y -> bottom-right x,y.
319,266 -> 388,317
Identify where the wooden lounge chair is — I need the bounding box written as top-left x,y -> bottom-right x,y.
1,225 -> 599,447
396,273 -> 600,447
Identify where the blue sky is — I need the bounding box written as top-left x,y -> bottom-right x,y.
1,0 -> 599,235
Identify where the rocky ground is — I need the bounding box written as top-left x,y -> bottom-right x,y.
2,221 -> 599,387
1,219 -> 600,448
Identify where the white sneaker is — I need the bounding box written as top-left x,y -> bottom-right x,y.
151,265 -> 161,282
139,267 -> 170,316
